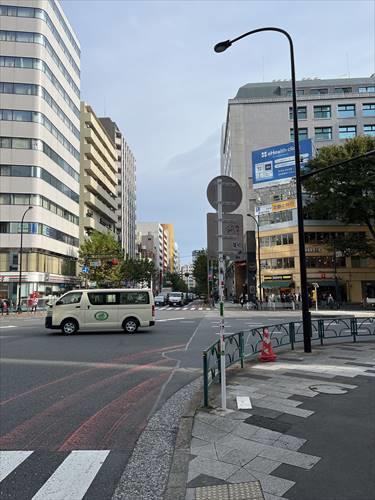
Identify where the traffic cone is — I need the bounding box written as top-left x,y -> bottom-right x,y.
259,327 -> 277,362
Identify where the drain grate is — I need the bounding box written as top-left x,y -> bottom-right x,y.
194,481 -> 264,500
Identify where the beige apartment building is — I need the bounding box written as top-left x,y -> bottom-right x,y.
80,102 -> 117,241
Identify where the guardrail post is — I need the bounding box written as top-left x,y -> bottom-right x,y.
203,352 -> 209,407
289,322 -> 295,350
318,319 -> 324,346
350,318 -> 358,343
239,332 -> 244,368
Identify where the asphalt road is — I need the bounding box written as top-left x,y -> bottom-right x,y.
0,305 -> 303,499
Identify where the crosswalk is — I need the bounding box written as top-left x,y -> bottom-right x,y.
0,450 -> 111,499
155,306 -> 213,311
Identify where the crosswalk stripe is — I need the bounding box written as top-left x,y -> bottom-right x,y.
191,307 -> 196,310
0,450 -> 33,482
31,450 -> 110,500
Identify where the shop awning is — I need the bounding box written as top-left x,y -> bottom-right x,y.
262,281 -> 291,288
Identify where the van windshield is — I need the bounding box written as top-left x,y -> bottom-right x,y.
169,292 -> 182,297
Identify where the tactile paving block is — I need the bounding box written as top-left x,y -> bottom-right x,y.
194,481 -> 264,500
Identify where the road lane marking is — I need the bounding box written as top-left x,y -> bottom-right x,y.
0,450 -> 33,481
0,357 -> 196,374
31,450 -> 110,500
0,325 -> 16,329
156,317 -> 185,322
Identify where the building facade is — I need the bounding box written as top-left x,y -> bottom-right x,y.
181,263 -> 196,290
0,0 -> 81,302
99,117 -> 136,258
221,77 -> 375,303
79,102 -> 117,241
137,222 -> 177,291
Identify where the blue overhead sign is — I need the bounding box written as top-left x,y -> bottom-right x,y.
252,139 -> 312,189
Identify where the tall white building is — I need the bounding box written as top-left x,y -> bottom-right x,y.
181,264 -> 195,290
99,117 -> 136,258
0,0 -> 81,303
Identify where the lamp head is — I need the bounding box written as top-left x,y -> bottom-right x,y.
214,40 -> 232,53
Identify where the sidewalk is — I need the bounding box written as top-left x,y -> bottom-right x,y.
167,341 -> 375,500
0,310 -> 46,320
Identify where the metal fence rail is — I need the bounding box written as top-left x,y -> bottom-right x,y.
203,317 -> 375,407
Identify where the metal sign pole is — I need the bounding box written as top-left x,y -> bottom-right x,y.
217,177 -> 226,410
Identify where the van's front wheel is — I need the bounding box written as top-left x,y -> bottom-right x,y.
123,318 -> 139,334
61,319 -> 78,335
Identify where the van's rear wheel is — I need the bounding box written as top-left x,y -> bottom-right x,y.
123,318 -> 139,334
61,319 -> 78,335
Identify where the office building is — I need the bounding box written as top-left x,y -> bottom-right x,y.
221,77 -> 375,302
0,0 -> 80,302
80,103 -> 117,240
181,263 -> 195,290
99,117 -> 136,258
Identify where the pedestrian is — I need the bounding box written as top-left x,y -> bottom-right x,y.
240,294 -> 244,308
3,298 -> 9,315
0,298 -> 3,316
31,297 -> 38,313
327,293 -> 334,309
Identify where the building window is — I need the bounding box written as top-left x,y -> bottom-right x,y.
364,124 -> 375,136
306,256 -> 346,268
310,88 -> 328,95
339,126 -> 356,139
337,104 -> 356,118
351,256 -> 369,268
315,127 -> 332,141
314,105 -> 331,119
335,87 -> 352,94
286,89 -> 305,97
290,128 -> 308,141
363,103 -> 375,117
359,86 -> 375,93
289,106 -> 307,120
260,257 -> 295,269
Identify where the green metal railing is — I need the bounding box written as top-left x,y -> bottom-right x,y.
202,316 -> 375,407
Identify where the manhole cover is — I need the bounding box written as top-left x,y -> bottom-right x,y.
195,481 -> 264,499
309,384 -> 348,395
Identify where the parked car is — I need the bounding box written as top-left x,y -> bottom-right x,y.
168,291 -> 185,306
154,295 -> 166,306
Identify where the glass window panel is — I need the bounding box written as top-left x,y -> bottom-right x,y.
0,137 -> 12,148
339,126 -> 356,139
337,104 -> 355,118
59,292 -> 82,305
363,104 -> 375,116
314,105 -> 331,118
364,125 -> 375,136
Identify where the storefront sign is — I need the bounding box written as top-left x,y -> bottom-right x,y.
264,274 -> 293,281
272,199 -> 296,212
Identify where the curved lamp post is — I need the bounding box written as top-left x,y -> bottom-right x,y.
247,213 -> 262,305
215,27 -> 312,352
17,206 -> 33,313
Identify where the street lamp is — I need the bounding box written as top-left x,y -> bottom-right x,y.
17,206 -> 33,313
215,27 -> 312,353
247,213 -> 262,305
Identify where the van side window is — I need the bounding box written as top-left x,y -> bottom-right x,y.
88,293 -> 118,305
120,292 -> 149,305
58,292 -> 82,305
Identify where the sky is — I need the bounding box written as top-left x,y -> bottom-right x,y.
61,0 -> 375,264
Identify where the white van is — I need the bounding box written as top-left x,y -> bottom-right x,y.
45,289 -> 155,335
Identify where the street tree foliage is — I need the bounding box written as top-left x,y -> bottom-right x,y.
193,249 -> 207,297
164,272 -> 187,292
79,230 -> 123,287
303,136 -> 375,257
120,257 -> 156,288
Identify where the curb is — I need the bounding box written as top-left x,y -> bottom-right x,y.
112,377 -> 202,500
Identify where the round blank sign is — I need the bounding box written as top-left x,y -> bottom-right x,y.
207,175 -> 242,213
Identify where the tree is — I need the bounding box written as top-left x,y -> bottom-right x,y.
303,136 -> 375,257
193,249 -> 207,296
120,257 -> 156,287
79,231 -> 123,287
164,272 -> 187,292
